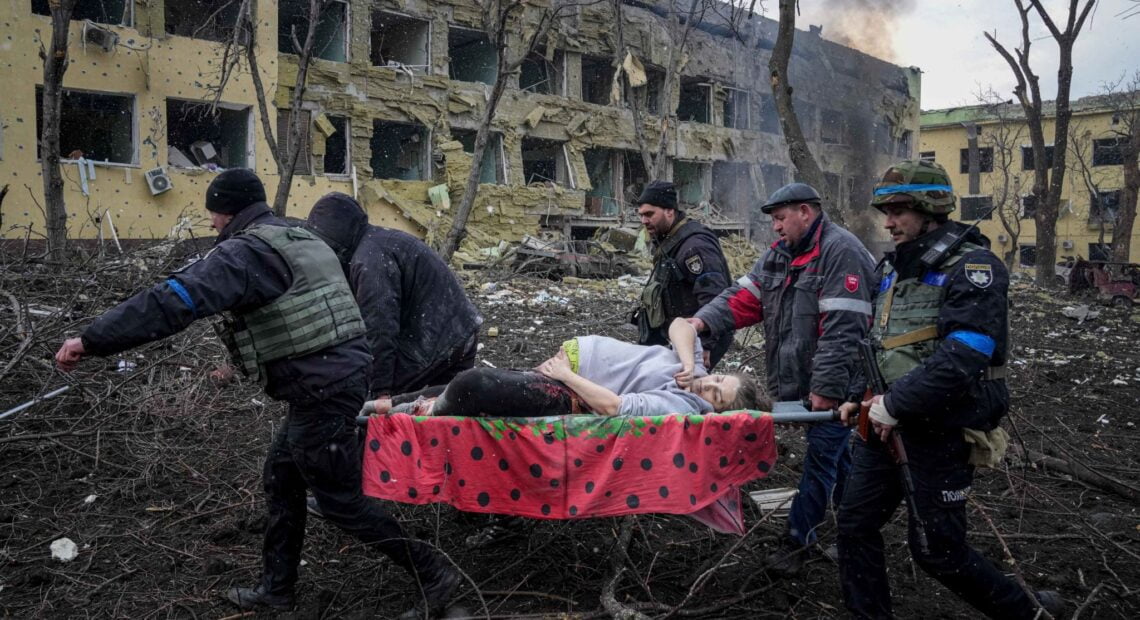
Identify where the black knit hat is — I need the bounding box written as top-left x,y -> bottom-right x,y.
205,169 -> 266,214
637,180 -> 678,210
306,192 -> 369,261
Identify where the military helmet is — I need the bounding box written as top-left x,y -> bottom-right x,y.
761,182 -> 821,214
870,160 -> 957,215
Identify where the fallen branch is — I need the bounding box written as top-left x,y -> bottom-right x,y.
969,497 -> 1053,620
600,517 -> 650,620
1071,583 -> 1104,620
1029,449 -> 1140,502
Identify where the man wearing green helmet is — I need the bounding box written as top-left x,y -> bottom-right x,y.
835,160 -> 1062,618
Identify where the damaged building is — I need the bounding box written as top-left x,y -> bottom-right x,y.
1,1 -> 919,253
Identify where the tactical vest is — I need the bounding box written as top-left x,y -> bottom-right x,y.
214,225 -> 366,385
639,218 -> 717,329
871,241 -> 1007,385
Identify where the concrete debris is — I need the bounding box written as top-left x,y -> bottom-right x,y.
50,538 -> 78,562
1062,305 -> 1100,323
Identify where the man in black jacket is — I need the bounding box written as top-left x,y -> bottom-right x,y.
306,192 -> 482,413
55,170 -> 459,616
633,180 -> 732,368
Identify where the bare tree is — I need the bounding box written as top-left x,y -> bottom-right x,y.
1100,74 -> 1140,262
1067,118 -> 1114,256
768,0 -> 832,224
977,91 -> 1028,267
986,0 -> 1096,287
439,0 -> 581,262
37,0 -> 80,261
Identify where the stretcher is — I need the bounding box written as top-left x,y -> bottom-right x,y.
360,409 -> 835,535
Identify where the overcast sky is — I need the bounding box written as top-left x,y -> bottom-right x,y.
791,0 -> 1139,111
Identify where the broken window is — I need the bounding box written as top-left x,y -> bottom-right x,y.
795,100 -> 817,141
322,115 -> 349,175
276,109 -> 312,175
959,147 -> 994,173
1089,189 -> 1121,224
677,78 -> 711,124
759,163 -> 786,196
959,195 -> 994,220
166,99 -> 251,169
1019,244 -> 1036,267
370,121 -> 429,181
35,87 -> 135,165
32,0 -> 130,25
584,149 -> 617,215
166,0 -> 243,42
520,50 -> 564,95
896,130 -> 912,158
1021,194 -> 1037,219
820,109 -> 847,145
449,27 -> 497,85
723,88 -> 750,130
581,55 -> 613,105
279,0 -> 347,62
919,150 -> 936,163
1093,138 -> 1124,166
758,94 -> 781,134
1088,243 -> 1111,261
1021,145 -> 1054,170
712,162 -> 752,217
371,12 -> 430,73
674,161 -> 709,206
454,129 -> 505,185
521,137 -> 572,187
621,151 -> 649,208
634,66 -> 665,116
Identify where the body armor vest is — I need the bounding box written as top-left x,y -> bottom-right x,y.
215,225 -> 365,384
639,218 -> 716,329
871,241 -> 1005,385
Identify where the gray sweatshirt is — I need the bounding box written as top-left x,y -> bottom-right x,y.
575,336 -> 714,416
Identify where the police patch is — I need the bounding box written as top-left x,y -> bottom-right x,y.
844,274 -> 860,293
964,263 -> 993,288
685,254 -> 704,274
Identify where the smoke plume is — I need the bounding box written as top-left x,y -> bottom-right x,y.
816,0 -> 917,62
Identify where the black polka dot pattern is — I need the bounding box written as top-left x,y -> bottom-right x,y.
471,446 -> 483,460
673,453 -> 685,468
477,492 -> 490,507
369,439 -> 381,452
498,458 -> 509,471
400,441 -> 412,456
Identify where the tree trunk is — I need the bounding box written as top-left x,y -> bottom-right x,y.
1111,126 -> 1139,263
272,0 -> 325,216
39,0 -> 78,262
768,0 -> 834,225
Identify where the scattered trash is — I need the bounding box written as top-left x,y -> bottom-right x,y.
748,488 -> 797,518
1061,305 -> 1100,323
117,359 -> 137,373
83,494 -> 97,504
487,326 -> 499,337
50,538 -> 78,562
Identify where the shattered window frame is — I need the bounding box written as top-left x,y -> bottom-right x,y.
673,160 -> 709,206
722,87 -> 751,131
1020,194 -> 1038,219
370,120 -> 431,181
371,11 -> 432,74
919,150 -> 936,163
276,108 -> 313,176
322,115 -> 350,177
677,78 -> 712,124
448,26 -> 497,85
1020,144 -> 1054,170
32,0 -> 132,25
278,0 -> 350,63
1018,244 -> 1036,267
959,147 -> 994,173
1088,242 -> 1111,261
1088,189 -> 1121,224
820,109 -> 847,145
959,195 -> 994,220
520,137 -> 574,188
580,55 -> 614,105
165,98 -> 254,170
520,50 -> 565,96
34,86 -> 137,166
896,130 -> 912,158
453,129 -> 507,185
165,0 -> 245,43
1092,138 -> 1125,166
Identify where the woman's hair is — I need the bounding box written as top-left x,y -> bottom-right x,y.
724,373 -> 768,411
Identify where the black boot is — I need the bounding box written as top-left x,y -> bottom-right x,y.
400,555 -> 461,619
225,585 -> 295,611
764,536 -> 807,577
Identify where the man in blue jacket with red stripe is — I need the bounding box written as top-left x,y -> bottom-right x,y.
689,182 -> 876,574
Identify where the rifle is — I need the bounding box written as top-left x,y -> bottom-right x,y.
856,339 -> 930,555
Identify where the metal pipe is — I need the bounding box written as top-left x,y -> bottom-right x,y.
0,385 -> 72,421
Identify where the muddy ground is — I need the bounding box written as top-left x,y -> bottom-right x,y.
1,245 -> 1138,619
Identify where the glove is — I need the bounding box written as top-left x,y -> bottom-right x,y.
868,398 -> 898,427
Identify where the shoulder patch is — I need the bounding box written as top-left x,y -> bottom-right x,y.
685,254 -> 704,274
964,263 -> 993,288
844,274 -> 860,293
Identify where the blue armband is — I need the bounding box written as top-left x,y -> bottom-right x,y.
166,278 -> 198,318
947,330 -> 995,357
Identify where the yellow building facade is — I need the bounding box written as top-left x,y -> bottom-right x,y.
920,95 -> 1137,271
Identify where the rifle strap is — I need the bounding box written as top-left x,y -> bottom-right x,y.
880,325 -> 938,350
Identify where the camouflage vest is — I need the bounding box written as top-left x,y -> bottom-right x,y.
215,225 -> 365,384
871,240 -> 1005,385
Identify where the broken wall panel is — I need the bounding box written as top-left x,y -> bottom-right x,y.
674,160 -> 709,206
723,88 -> 750,130
276,109 -> 313,175
371,11 -> 431,72
166,99 -> 251,169
279,0 -> 348,62
522,137 -> 570,186
454,130 -> 506,184
371,121 -> 430,181
712,161 -> 753,217
34,88 -> 135,165
584,149 -> 617,215
521,51 -> 565,95
322,115 -> 350,175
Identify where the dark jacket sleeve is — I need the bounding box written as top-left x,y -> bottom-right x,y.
695,254 -> 765,336
81,238 -> 291,357
351,247 -> 403,397
676,236 -> 729,307
809,238 -> 876,400
885,250 -> 1009,426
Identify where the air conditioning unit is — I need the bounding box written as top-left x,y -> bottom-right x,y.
997,233 -> 1009,244
1062,240 -> 1074,250
145,167 -> 172,195
84,23 -> 119,53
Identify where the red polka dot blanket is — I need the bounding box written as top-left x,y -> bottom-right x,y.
361,411 -> 777,535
